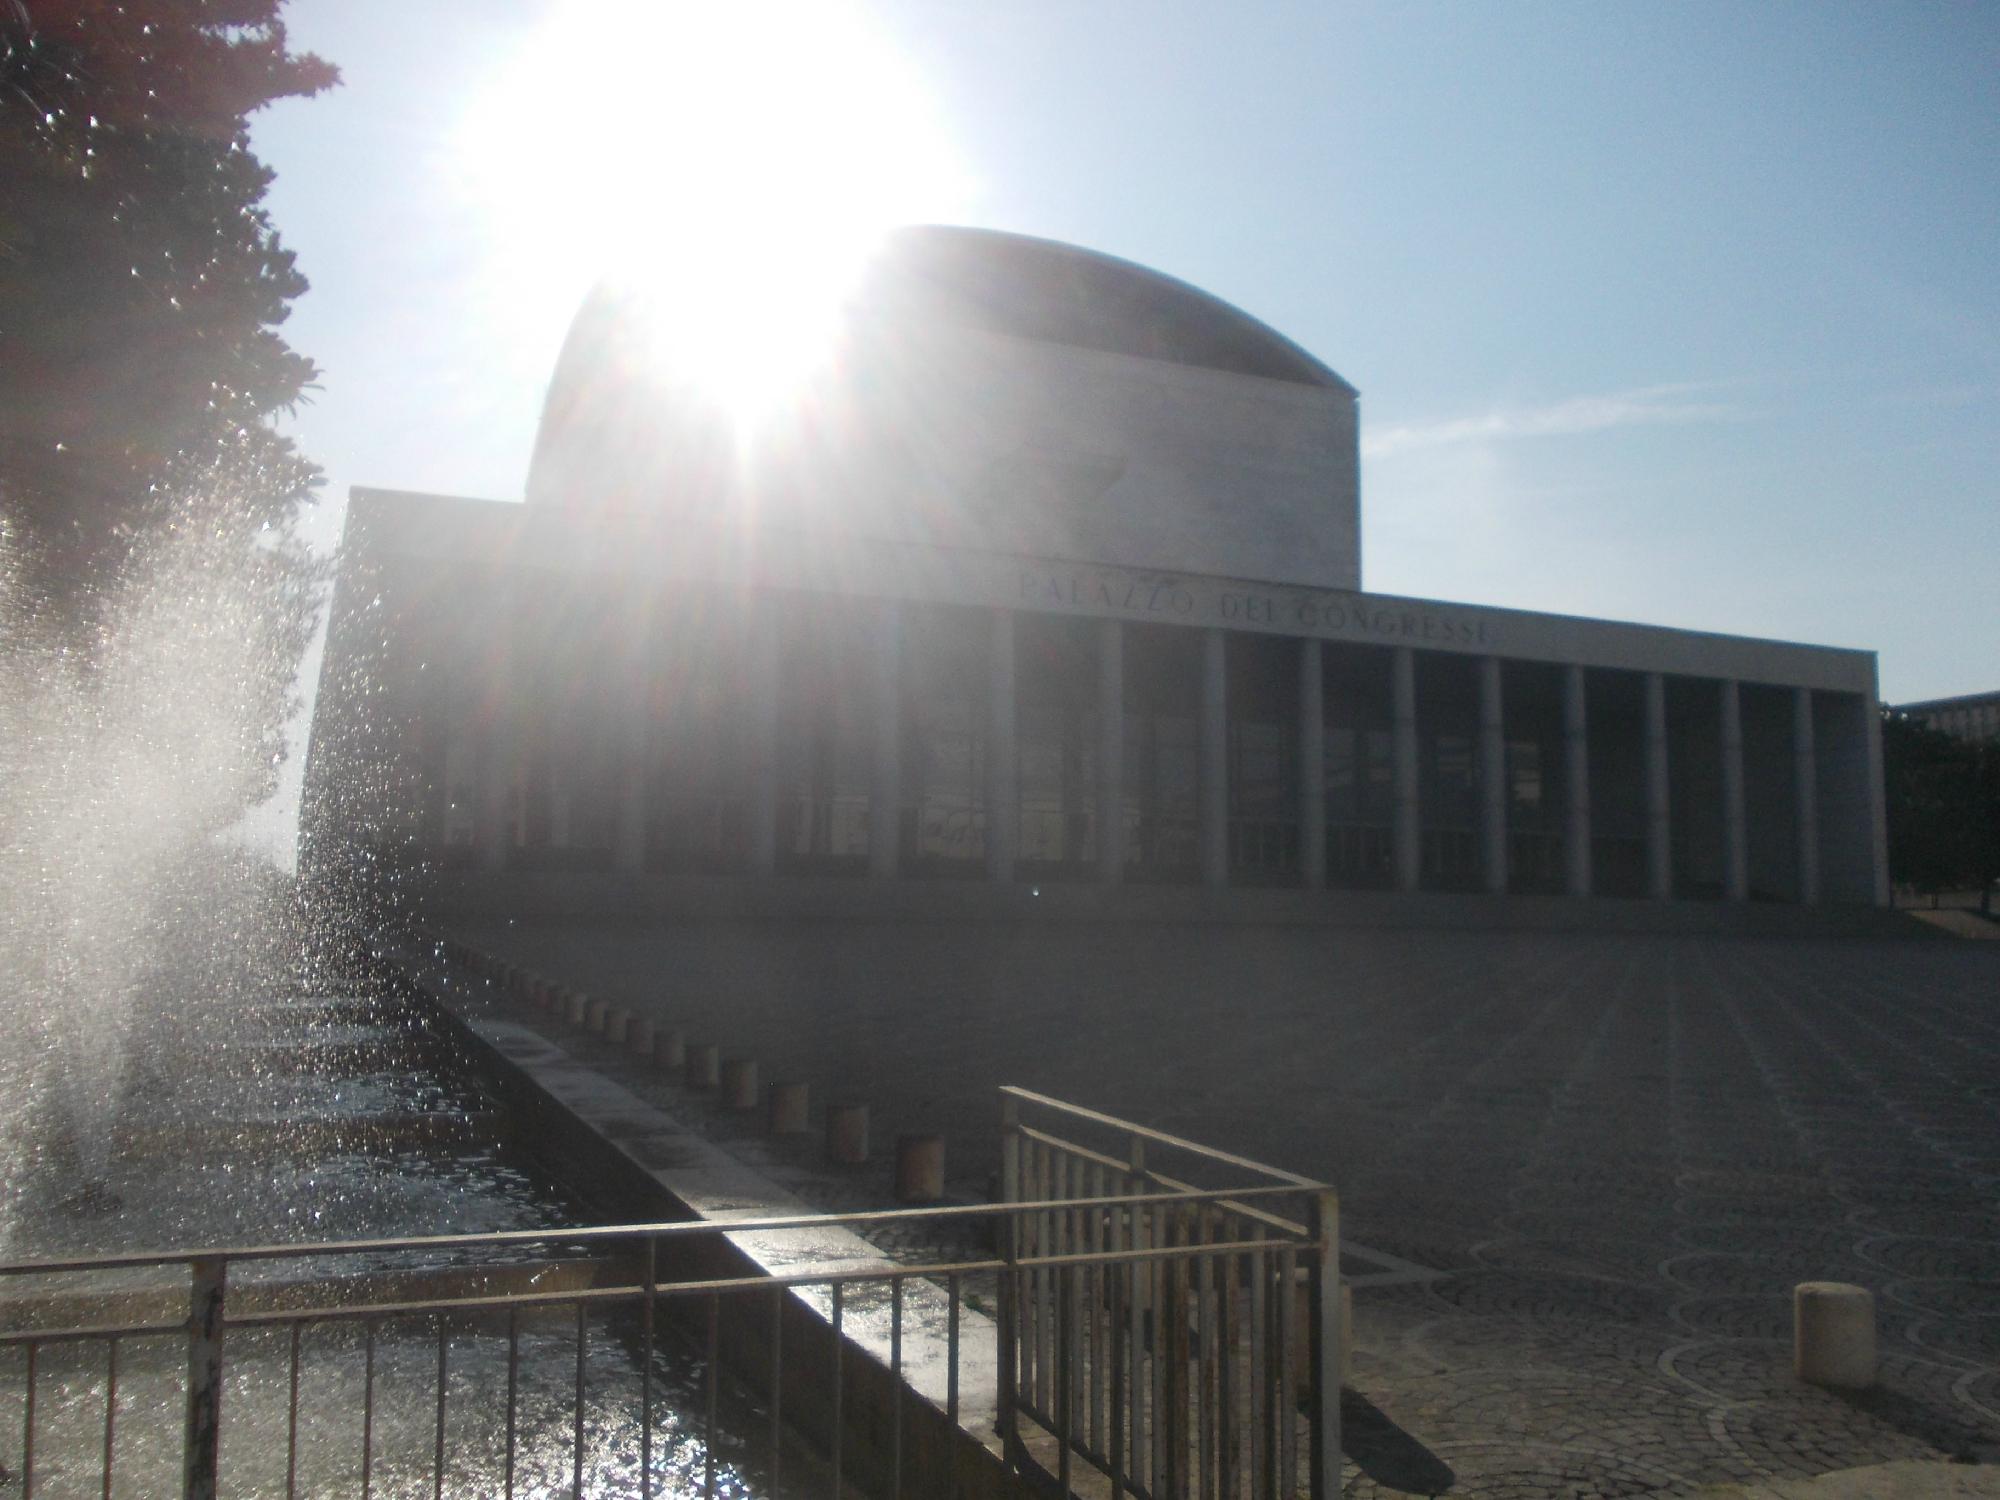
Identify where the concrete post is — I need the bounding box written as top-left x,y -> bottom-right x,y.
1644,672 -> 1673,900
894,1134 -> 946,1203
1391,646 -> 1421,892
1719,679 -> 1749,902
1478,656 -> 1508,895
767,1080 -> 810,1135
827,1102 -> 869,1165
1794,1282 -> 1875,1388
869,601 -> 902,880
654,1027 -> 685,1071
684,1042 -> 720,1091
987,609 -> 1017,884
1097,619 -> 1125,883
720,1057 -> 759,1110
1563,664 -> 1592,898
1300,638 -> 1326,889
1794,686 -> 1821,905
747,609 -> 780,877
1200,628 -> 1230,890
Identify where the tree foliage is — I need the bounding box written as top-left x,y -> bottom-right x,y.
1881,711 -> 2000,910
0,0 -> 337,611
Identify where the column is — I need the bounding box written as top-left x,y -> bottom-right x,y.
1793,686 -> 1820,904
1718,679 -> 1748,902
1562,664 -> 1592,897
1299,639 -> 1326,889
1200,628 -> 1229,890
747,608 -> 780,877
986,609 -> 1017,883
869,602 -> 903,880
1863,690 -> 1890,908
1097,620 -> 1124,883
1644,671 -> 1672,900
1478,656 -> 1507,895
1391,646 -> 1421,892
613,701 -> 648,875
476,613 -> 514,872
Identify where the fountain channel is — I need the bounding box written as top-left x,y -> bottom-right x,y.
0,923 -> 813,1498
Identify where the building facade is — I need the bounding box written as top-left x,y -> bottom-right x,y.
309,228 -> 1889,910
1896,690 -> 2000,745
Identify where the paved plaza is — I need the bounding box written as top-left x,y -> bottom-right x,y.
467,918 -> 2000,1497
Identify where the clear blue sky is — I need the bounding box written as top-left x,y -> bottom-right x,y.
253,0 -> 1997,708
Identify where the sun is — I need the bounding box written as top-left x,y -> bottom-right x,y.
455,0 -> 971,430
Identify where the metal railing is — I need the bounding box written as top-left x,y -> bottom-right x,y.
1,1098 -> 1338,1499
999,1087 -> 1339,1499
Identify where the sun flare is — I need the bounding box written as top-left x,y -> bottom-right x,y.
456,0 -> 971,429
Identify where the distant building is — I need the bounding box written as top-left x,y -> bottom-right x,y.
307,227 -> 1889,911
1895,690 -> 2000,745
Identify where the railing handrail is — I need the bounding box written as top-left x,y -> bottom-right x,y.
1000,1084 -> 1325,1189
0,1181 -> 1314,1280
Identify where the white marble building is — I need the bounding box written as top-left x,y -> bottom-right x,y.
310,227 -> 1888,911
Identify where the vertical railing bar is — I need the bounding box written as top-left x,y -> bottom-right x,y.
770,1283 -> 785,1496
101,1336 -> 118,1500
1217,1218 -> 1236,1500
997,1094 -> 1021,1461
574,1299 -> 587,1500
1056,1264 -> 1073,1497
1277,1247 -> 1297,1499
890,1276 -> 904,1500
183,1257 -> 225,1500
1199,1214 -> 1216,1500
1030,1139 -> 1047,1416
22,1340 -> 35,1500
504,1307 -> 519,1500
830,1282 -> 845,1500
1109,1237 -> 1127,1500
642,1237 -> 656,1500
1174,1206 -> 1194,1500
1151,1202 -> 1169,1494
1128,1134 -> 1148,1496
361,1316 -> 375,1500
946,1271 -> 962,1427
1249,1246 -> 1267,1500
284,1322 -> 302,1500
1090,1158 -> 1106,1454
1307,1190 -> 1341,1500
703,1292 -> 720,1500
433,1316 -> 449,1500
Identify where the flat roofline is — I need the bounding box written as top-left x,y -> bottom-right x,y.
343,486 -> 1877,687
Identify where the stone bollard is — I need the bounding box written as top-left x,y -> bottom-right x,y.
827,1102 -> 869,1165
685,1043 -> 720,1091
606,1007 -> 632,1045
720,1058 -> 759,1110
767,1081 -> 810,1136
894,1134 -> 946,1203
655,1028 -> 686,1071
586,997 -> 612,1034
628,1016 -> 656,1056
1795,1282 -> 1876,1389
565,991 -> 590,1027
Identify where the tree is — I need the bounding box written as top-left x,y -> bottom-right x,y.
0,0 -> 337,612
1880,710 -> 2000,911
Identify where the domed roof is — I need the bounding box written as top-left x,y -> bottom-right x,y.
849,226 -> 1353,392
524,225 -> 1353,511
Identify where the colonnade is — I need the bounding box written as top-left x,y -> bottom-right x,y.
473,602 -> 1860,905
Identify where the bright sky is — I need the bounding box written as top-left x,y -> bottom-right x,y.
250,0 -> 1998,800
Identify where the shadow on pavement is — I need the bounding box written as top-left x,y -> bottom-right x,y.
1343,1388 -> 1456,1495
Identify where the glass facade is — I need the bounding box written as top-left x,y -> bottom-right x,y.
1016,616 -> 1100,879
902,604 -> 988,873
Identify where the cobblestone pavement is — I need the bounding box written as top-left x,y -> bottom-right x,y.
465,919 -> 2000,1497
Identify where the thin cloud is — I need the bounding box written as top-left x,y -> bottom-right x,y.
1363,382 -> 1744,460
